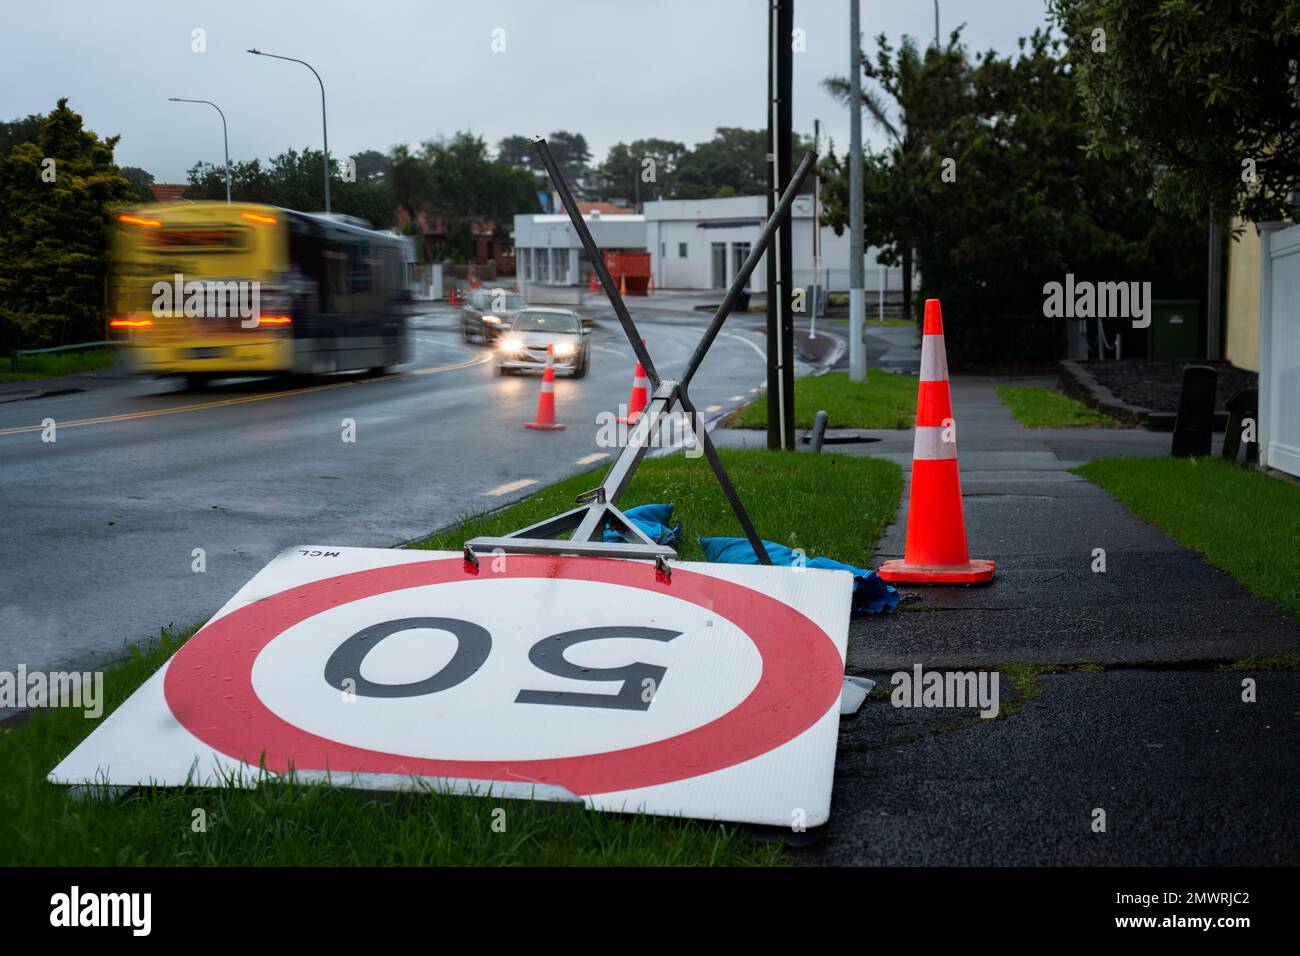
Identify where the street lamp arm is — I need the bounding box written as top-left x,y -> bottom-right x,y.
168,97 -> 232,202
247,48 -> 331,212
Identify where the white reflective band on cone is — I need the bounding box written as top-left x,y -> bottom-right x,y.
913,425 -> 958,461
920,334 -> 948,382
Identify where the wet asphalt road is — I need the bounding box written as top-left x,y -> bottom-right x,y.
0,305 -> 796,695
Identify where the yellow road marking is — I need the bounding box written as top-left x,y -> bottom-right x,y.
0,353 -> 491,438
482,478 -> 537,497
575,452 -> 609,466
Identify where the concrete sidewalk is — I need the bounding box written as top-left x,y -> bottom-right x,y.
717,374 -> 1300,864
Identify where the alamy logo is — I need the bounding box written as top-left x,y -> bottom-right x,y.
49,886 -> 151,936
1042,273 -> 1151,329
152,273 -> 263,327
594,409 -> 704,459
0,666 -> 103,718
890,664 -> 1000,718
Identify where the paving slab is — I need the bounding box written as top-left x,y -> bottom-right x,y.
798,669 -> 1300,866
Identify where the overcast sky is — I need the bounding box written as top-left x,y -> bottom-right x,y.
2,0 -> 1054,183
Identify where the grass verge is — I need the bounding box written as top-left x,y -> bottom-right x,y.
2,449 -> 902,865
0,348 -> 120,384
997,385 -> 1114,428
727,370 -> 917,430
1074,456 -> 1300,616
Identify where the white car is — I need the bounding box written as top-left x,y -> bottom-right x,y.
495,308 -> 590,378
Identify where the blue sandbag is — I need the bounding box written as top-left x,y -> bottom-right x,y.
700,537 -> 899,615
603,503 -> 682,547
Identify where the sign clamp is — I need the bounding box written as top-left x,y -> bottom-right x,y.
464,139 -> 817,570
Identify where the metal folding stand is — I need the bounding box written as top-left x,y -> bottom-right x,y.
464,139 -> 817,576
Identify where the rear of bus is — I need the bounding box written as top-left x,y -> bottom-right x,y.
109,202 -> 294,380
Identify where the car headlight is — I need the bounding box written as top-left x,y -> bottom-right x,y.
553,341 -> 576,357
483,315 -> 501,324
500,336 -> 524,352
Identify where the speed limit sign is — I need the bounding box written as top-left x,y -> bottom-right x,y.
50,546 -> 852,827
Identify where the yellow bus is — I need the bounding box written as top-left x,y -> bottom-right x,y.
110,201 -> 411,387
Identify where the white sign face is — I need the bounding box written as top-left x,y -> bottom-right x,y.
50,547 -> 852,827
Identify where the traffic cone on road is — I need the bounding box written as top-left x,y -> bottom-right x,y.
589,271 -> 598,292
619,273 -> 627,296
525,344 -> 566,431
618,345 -> 649,424
878,299 -> 995,585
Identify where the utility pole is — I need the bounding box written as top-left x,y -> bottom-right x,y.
766,0 -> 796,450
812,117 -> 822,340
1207,214 -> 1222,359
848,0 -> 866,382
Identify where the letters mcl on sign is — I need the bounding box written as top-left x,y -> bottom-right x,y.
50,546 -> 852,827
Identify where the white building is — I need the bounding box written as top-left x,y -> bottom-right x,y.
644,193 -> 902,293
513,211 -> 645,303
513,195 -> 903,299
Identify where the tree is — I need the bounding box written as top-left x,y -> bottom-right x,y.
1048,0 -> 1300,223
0,113 -> 43,155
820,29 -> 1204,366
349,149 -> 390,182
119,165 -> 156,203
546,130 -> 591,181
824,33 -> 971,322
0,99 -> 135,349
391,132 -> 540,260
598,138 -> 686,204
496,134 -> 539,170
187,148 -> 394,227
672,127 -> 771,199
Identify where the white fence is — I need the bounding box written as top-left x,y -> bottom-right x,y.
1259,223 -> 1300,477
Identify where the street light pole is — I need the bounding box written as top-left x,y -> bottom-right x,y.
933,0 -> 940,47
247,48 -> 331,213
848,0 -> 866,382
168,97 -> 230,202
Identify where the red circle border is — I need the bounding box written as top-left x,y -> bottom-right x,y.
163,555 -> 842,796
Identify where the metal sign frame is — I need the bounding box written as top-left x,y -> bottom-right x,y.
465,139 -> 817,572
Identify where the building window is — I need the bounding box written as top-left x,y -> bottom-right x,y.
679,242 -> 688,258
732,242 -> 752,289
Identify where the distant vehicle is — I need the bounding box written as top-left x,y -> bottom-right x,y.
109,202 -> 410,388
461,288 -> 527,343
496,308 -> 590,378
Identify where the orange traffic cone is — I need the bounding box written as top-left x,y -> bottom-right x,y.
449,288 -> 458,306
618,343 -> 649,424
525,344 -> 566,431
878,299 -> 995,585
619,273 -> 627,296
589,271 -> 598,292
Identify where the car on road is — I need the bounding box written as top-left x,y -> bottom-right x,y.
496,308 -> 590,378
461,288 -> 527,343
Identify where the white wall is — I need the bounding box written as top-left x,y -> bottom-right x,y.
1259,222 -> 1300,477
644,194 -> 903,293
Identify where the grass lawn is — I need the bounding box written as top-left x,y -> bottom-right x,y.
2,449 -> 902,866
1074,456 -> 1300,617
0,348 -> 120,384
727,370 -> 918,430
997,385 -> 1114,428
